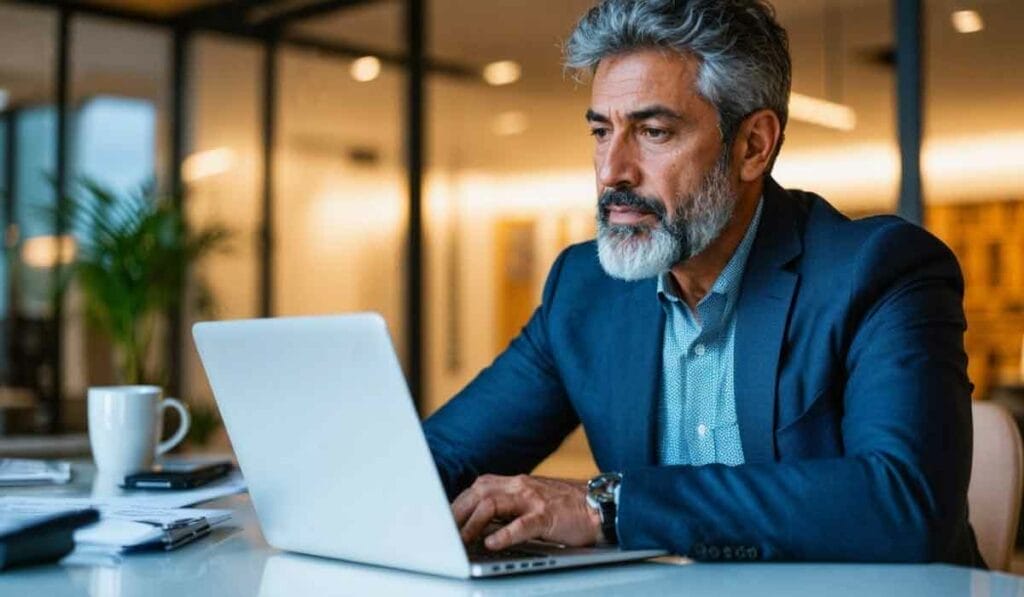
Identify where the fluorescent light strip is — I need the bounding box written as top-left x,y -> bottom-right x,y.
788,93 -> 857,131
773,132 -> 1024,206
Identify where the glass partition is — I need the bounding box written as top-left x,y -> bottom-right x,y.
275,3 -> 407,361
772,0 -> 897,214
183,36 -> 264,427
423,0 -> 599,478
0,2 -> 56,432
921,0 -> 1024,398
0,116 -> 7,321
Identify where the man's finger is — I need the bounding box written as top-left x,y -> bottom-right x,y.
484,513 -> 546,551
459,497 -> 496,543
451,475 -> 506,525
460,491 -> 524,543
452,486 -> 483,527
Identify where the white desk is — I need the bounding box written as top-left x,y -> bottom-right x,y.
2,464 -> 1023,596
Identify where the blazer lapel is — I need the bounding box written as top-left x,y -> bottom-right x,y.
734,180 -> 803,464
605,278 -> 664,469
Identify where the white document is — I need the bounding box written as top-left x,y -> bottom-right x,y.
0,458 -> 72,486
1,470 -> 246,510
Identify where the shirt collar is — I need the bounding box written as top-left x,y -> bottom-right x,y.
657,196 -> 765,311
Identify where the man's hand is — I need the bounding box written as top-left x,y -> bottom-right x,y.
452,474 -> 602,551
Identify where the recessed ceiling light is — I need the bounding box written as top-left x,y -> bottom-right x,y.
350,56 -> 381,82
492,111 -> 528,136
483,61 -> 521,86
951,10 -> 984,34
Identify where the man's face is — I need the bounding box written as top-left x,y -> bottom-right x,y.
588,49 -> 738,280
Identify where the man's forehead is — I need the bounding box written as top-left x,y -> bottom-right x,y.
590,49 -> 703,115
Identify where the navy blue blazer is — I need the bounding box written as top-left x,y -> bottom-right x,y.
424,178 -> 982,566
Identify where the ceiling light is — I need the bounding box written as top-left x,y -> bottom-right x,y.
0,88 -> 8,111
788,93 -> 857,131
350,56 -> 381,82
182,148 -> 235,182
492,111 -> 528,136
951,10 -> 984,33
483,61 -> 521,86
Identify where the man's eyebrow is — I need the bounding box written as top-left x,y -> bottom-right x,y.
585,105 -> 685,123
628,105 -> 684,121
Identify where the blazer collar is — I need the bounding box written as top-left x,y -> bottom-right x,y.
733,177 -> 804,463
605,277 -> 663,469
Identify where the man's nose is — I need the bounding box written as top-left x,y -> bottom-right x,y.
597,134 -> 641,190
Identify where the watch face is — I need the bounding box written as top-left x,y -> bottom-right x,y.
588,473 -> 621,504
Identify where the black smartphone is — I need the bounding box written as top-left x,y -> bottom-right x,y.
122,461 -> 233,490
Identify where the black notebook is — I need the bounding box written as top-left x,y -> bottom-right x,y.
0,508 -> 99,571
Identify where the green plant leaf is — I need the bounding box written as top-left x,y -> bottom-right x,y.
49,177 -> 233,384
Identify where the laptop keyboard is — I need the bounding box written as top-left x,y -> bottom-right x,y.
466,538 -> 553,562
467,546 -> 546,561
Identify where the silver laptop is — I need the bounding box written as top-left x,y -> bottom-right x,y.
193,313 -> 666,578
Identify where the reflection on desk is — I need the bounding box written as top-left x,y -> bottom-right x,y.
257,553 -> 1022,597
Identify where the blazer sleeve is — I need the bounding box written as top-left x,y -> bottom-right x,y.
423,248 -> 580,500
617,222 -> 978,564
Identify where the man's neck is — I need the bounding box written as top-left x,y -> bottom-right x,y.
669,180 -> 764,312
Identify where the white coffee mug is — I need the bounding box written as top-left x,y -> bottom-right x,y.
87,385 -> 191,479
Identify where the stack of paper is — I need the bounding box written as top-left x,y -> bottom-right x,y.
0,498 -> 232,553
0,459 -> 72,486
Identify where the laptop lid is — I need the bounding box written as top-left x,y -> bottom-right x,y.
193,314 -> 471,578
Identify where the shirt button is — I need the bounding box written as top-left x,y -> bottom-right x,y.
693,344 -> 706,356
697,423 -> 708,437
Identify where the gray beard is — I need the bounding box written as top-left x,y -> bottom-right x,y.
595,153 -> 736,281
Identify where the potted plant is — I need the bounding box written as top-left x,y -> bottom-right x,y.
57,178 -> 230,392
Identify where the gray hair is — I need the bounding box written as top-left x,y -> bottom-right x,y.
564,0 -> 791,150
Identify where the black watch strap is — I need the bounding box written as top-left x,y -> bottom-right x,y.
599,501 -> 618,544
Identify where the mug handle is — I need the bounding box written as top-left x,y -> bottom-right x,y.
156,397 -> 191,456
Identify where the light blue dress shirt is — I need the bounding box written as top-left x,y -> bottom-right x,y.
656,198 -> 764,466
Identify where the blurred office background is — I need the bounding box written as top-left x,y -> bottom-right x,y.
0,0 -> 1021,477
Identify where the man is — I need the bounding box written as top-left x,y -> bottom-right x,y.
424,0 -> 982,566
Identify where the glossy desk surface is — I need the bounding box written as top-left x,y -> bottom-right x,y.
2,464 -> 1023,596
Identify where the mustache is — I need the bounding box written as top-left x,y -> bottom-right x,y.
598,189 -> 667,220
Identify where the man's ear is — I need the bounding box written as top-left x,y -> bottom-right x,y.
733,109 -> 782,183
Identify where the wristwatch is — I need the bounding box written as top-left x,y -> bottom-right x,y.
586,472 -> 622,544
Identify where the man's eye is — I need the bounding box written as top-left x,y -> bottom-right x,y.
589,127 -> 610,140
642,127 -> 669,140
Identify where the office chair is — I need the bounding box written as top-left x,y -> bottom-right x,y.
969,400 -> 1024,571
